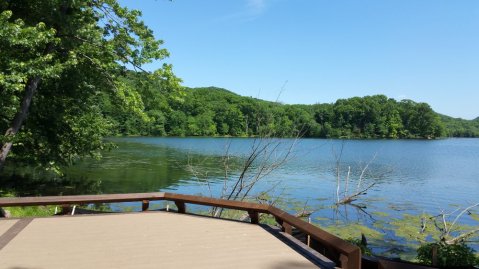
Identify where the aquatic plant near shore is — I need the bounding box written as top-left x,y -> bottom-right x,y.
389,204 -> 479,267
417,242 -> 478,267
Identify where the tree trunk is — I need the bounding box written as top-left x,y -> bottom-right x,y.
0,76 -> 41,171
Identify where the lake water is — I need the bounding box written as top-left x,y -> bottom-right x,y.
66,137 -> 479,257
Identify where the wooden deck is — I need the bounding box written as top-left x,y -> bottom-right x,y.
0,212 -> 328,269
0,192 -> 361,269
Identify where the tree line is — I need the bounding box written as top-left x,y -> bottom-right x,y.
105,77 -> 478,139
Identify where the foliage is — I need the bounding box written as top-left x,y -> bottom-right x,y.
0,0 -> 180,172
390,213 -> 479,245
390,206 -> 479,267
0,192 -> 55,217
440,115 -> 479,137
417,242 -> 479,267
5,206 -> 56,217
109,86 -> 457,139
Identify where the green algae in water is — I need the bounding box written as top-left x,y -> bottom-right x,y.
321,223 -> 384,241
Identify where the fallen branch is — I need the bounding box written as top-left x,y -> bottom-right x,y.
445,228 -> 479,245
337,182 -> 376,205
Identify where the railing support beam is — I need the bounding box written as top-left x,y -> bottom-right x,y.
142,200 -> 149,211
282,222 -> 293,234
174,201 -> 185,213
248,210 -> 259,224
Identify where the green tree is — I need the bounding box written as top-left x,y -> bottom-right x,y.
166,111 -> 187,136
195,112 -> 217,136
0,0 -> 178,171
399,100 -> 444,138
146,110 -> 167,136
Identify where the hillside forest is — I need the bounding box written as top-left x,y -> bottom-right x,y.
106,72 -> 479,140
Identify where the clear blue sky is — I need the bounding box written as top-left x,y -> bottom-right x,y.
121,0 -> 479,119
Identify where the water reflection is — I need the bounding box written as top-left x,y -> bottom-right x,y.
0,174 -> 102,196
64,141 -> 199,193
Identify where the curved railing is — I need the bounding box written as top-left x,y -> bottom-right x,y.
0,192 -> 361,269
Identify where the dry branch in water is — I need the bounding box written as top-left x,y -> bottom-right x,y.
333,142 -> 379,205
187,124 -> 302,218
337,182 -> 377,204
212,135 -> 299,217
428,202 -> 479,245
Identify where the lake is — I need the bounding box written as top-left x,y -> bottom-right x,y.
65,137 -> 479,258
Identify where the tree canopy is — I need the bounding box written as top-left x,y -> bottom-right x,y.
107,83 -> 458,140
0,0 -> 181,171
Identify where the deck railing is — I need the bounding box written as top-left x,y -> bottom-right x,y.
0,192 -> 361,269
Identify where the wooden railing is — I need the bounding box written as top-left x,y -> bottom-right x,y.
0,192 -> 361,269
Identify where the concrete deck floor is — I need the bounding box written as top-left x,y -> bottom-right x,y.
0,212 -> 324,269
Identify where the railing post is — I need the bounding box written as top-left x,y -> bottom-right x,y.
282,222 -> 293,234
340,254 -> 349,269
340,248 -> 361,269
432,245 -> 438,267
142,200 -> 149,211
274,217 -> 292,234
60,205 -> 73,215
275,216 -> 283,226
248,210 -> 259,224
175,201 -> 186,213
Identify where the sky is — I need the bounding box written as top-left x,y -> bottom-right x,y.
120,0 -> 479,119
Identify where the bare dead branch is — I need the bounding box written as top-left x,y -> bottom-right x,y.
445,228 -> 479,245
449,202 -> 479,232
337,182 -> 377,205
356,152 -> 377,192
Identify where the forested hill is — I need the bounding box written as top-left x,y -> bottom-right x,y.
439,115 -> 479,137
106,84 -> 479,139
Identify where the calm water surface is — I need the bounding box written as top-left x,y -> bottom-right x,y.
67,137 -> 479,256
